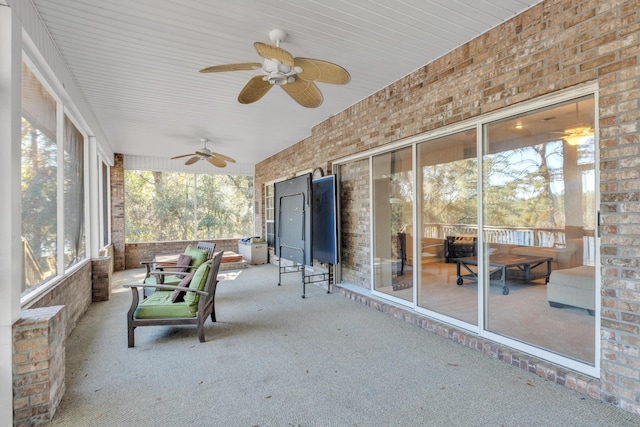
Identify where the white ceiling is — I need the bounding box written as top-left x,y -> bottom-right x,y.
27,0 -> 541,168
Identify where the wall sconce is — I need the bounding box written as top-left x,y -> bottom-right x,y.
563,126 -> 594,146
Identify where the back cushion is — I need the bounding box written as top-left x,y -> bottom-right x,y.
171,271 -> 195,303
175,254 -> 192,272
184,260 -> 211,305
184,244 -> 208,268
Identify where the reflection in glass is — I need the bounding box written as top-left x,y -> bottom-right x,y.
417,130 -> 478,324
63,115 -> 86,268
21,63 -> 58,294
372,147 -> 413,302
483,96 -> 596,364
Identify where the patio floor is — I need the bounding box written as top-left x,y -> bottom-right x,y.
48,263 -> 640,426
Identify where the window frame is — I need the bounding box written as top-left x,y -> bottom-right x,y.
20,59 -> 90,306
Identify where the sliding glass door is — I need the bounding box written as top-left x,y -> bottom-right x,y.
372,146 -> 413,302
416,130 -> 478,324
361,92 -> 597,368
482,96 -> 596,364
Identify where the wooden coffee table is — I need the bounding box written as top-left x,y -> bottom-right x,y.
455,253 -> 553,295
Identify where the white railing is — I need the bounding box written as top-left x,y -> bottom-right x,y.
422,223 -> 596,265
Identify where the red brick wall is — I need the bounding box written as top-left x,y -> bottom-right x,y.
255,0 -> 640,414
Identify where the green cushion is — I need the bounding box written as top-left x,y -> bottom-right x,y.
134,291 -> 198,319
183,260 -> 211,305
184,244 -> 208,267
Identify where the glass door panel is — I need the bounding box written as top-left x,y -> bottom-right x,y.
482,96 -> 596,364
372,147 -> 413,302
417,130 -> 478,324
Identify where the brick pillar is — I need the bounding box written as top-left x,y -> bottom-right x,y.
12,306 -> 65,426
91,256 -> 112,302
111,153 -> 125,271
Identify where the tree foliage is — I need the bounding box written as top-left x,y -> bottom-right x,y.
21,118 -> 58,277
125,171 -> 254,242
420,139 -> 596,234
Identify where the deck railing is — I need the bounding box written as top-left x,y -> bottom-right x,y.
423,223 -> 596,265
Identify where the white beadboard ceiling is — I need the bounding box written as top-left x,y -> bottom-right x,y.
24,0 -> 541,169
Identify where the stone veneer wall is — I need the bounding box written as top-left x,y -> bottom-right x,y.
254,0 -> 640,414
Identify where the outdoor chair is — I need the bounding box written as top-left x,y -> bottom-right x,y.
125,251 -> 224,347
140,241 -> 217,288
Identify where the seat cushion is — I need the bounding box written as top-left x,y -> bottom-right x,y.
134,291 -> 198,319
548,265 -> 595,291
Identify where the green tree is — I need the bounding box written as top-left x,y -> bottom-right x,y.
125,170 -> 253,242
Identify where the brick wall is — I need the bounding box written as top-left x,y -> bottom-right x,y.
24,263 -> 92,340
91,256 -> 112,302
12,306 -> 65,427
255,0 -> 640,414
338,158 -> 370,288
124,239 -> 243,270
111,153 -> 126,271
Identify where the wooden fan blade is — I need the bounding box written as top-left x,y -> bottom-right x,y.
199,63 -> 261,73
295,58 -> 350,84
207,156 -> 227,168
171,153 -> 194,160
281,78 -> 323,108
210,152 -> 236,163
254,42 -> 294,67
238,75 -> 273,104
185,156 -> 200,165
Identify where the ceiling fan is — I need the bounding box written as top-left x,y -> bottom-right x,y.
171,138 -> 236,167
199,29 -> 350,108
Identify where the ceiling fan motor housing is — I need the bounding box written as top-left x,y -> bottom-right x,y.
262,59 -> 299,85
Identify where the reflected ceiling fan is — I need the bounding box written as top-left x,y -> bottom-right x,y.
553,126 -> 594,146
199,29 -> 350,108
171,138 -> 236,167
549,102 -> 595,146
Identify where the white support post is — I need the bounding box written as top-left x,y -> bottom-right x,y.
88,136 -> 100,257
0,4 -> 23,427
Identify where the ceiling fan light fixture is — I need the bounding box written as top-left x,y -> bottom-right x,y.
268,72 -> 288,85
563,126 -> 594,146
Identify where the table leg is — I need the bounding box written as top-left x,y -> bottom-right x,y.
500,266 -> 509,295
